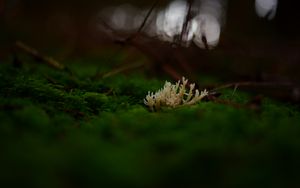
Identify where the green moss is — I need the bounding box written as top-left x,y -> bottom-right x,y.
0,60 -> 300,188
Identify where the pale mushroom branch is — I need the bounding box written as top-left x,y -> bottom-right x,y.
144,77 -> 208,111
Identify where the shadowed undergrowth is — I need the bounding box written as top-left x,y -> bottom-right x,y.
0,59 -> 300,188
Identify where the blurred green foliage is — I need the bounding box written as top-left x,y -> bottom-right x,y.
0,59 -> 300,188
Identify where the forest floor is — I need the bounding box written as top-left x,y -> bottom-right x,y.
0,55 -> 300,188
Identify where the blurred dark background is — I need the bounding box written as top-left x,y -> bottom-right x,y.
1,0 -> 300,90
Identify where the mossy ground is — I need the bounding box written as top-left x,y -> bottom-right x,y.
0,58 -> 300,188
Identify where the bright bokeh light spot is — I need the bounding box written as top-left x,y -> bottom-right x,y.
193,14 -> 221,49
255,0 -> 278,20
187,20 -> 198,42
156,0 -> 188,42
101,4 -> 139,32
111,7 -> 127,30
199,0 -> 224,21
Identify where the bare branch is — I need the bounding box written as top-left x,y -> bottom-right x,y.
179,0 -> 194,45
125,0 -> 160,42
15,41 -> 65,70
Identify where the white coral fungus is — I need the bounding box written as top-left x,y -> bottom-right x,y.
144,77 -> 208,111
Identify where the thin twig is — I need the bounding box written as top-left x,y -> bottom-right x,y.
15,41 -> 65,70
211,81 -> 296,92
125,0 -> 160,42
179,0 -> 194,45
162,64 -> 182,81
102,61 -> 144,79
231,84 -> 239,97
207,95 -> 243,109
